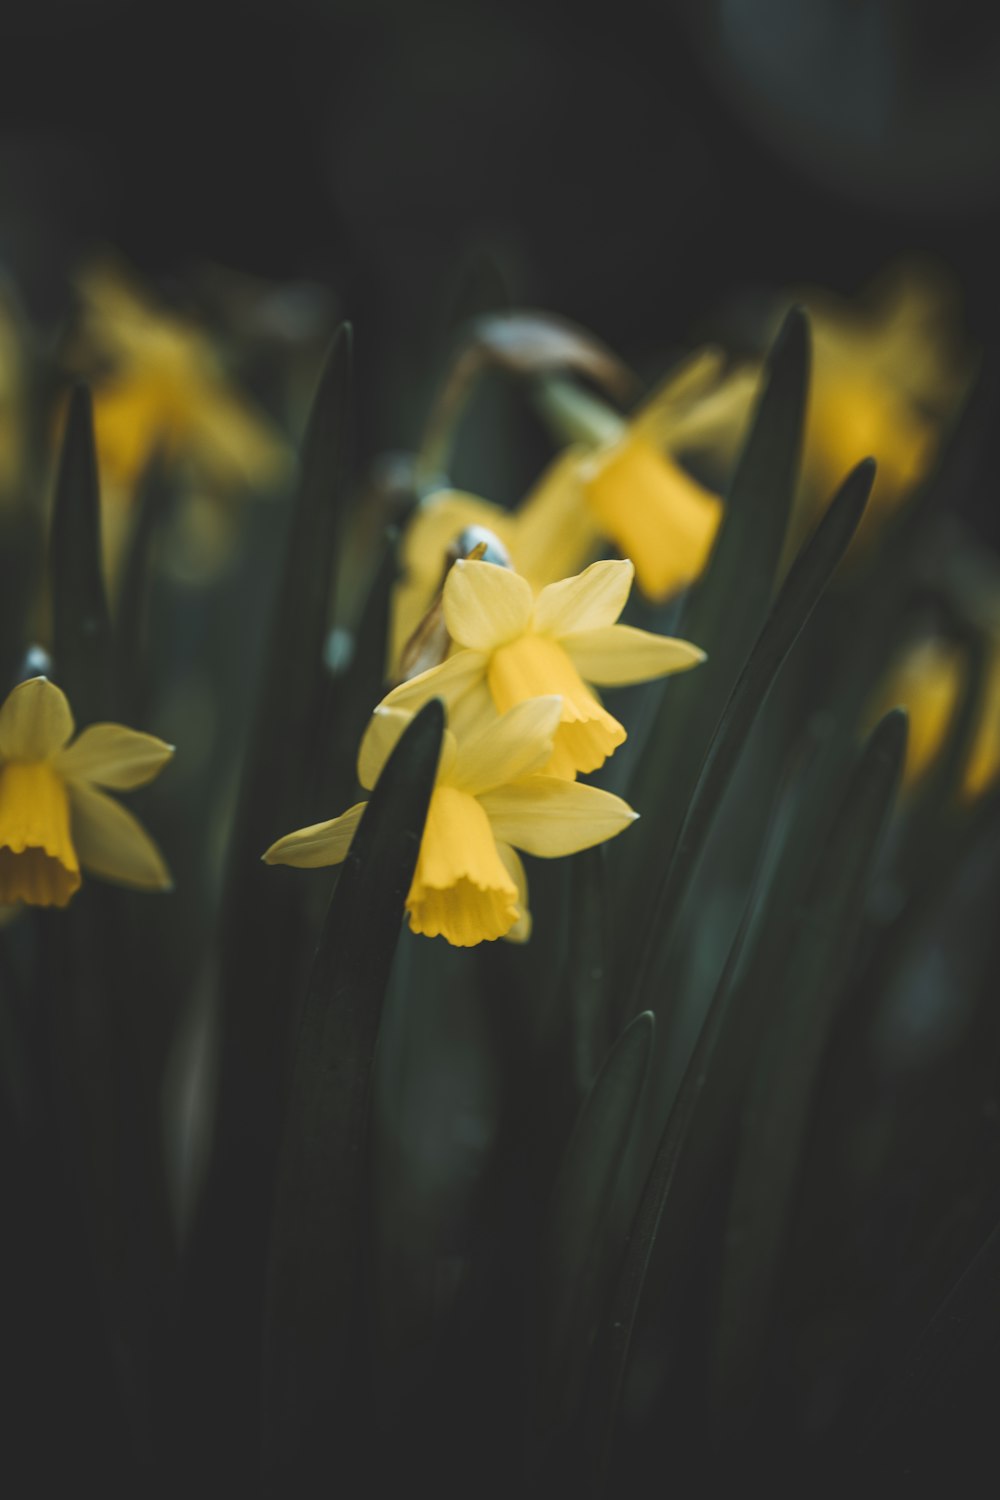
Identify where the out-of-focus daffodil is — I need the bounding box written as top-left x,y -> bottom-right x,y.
870,636 -> 1000,800
383,557 -> 705,781
796,264 -> 973,533
0,676 -> 174,906
74,261 -> 291,499
264,698 -> 637,947
390,349 -> 754,672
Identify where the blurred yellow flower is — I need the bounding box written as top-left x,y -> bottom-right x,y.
74,261 -> 291,499
264,698 -> 637,947
870,635 -> 1000,801
391,349 -> 754,672
383,557 -> 704,780
797,264 -> 973,532
0,676 -> 174,906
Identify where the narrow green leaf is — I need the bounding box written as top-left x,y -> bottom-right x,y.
49,384 -> 115,723
569,845 -> 613,1099
631,458 -> 875,1017
537,1010 -> 654,1431
713,708 -> 907,1410
262,698 -> 443,1477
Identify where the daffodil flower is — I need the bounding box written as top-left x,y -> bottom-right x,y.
389,349 -> 755,671
264,698 -> 637,947
383,557 -> 705,781
74,261 -> 290,499
0,677 -> 174,907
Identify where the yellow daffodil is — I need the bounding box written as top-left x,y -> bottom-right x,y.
796,264 -> 974,534
0,676 -> 174,907
383,557 -> 705,780
74,261 -> 291,499
869,636 -> 1000,800
264,698 -> 637,947
390,350 -> 755,673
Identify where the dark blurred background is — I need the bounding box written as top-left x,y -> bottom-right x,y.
2,1 -> 999,516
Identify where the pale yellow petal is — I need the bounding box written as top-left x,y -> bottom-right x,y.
478,776 -> 637,858
497,842 -> 531,943
357,706 -> 454,791
380,649 -> 487,714
0,677 -> 75,762
562,625 -> 706,686
443,559 -> 534,651
263,801 -> 367,868
511,449 -> 602,587
533,559 -> 635,637
54,723 -> 174,789
630,348 -> 726,443
68,781 -> 172,891
450,697 -> 563,796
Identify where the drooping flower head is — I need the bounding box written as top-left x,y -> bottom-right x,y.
384,557 -> 705,780
0,677 -> 174,907
264,697 -> 638,947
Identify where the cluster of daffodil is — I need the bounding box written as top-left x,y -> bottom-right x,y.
265,555 -> 705,946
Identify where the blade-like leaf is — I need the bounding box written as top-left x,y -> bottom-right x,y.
713,709 -> 907,1411
618,307 -> 809,966
569,845 -> 613,1099
536,1010 -> 654,1432
631,458 -> 875,1017
262,698 -> 443,1477
50,384 -> 115,723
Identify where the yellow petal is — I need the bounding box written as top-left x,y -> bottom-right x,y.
563,625 -> 705,686
357,706 -> 455,792
582,435 -> 722,601
487,634 -> 625,777
68,781 -> 172,891
443,559 -> 534,651
497,842 -> 531,943
380,649 -> 487,714
0,760 -> 80,907
450,697 -> 563,796
263,802 -> 367,868
533,559 -> 634,637
54,723 -> 175,789
406,784 -> 519,946
629,348 -> 726,443
511,449 -> 603,586
478,775 -> 637,858
0,677 -> 75,762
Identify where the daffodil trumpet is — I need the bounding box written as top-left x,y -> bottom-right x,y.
0,676 -> 174,907
264,698 -> 638,948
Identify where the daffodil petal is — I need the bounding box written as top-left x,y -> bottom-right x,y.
263,801 -> 367,868
54,723 -> 174,789
478,776 -> 637,858
0,677 -> 75,761
358,706 -> 455,791
497,842 -> 531,943
562,625 -> 706,686
443,560 -> 534,651
533,558 -> 634,637
512,449 -> 602,585
68,781 -> 172,890
380,649 -> 487,713
451,696 -> 563,796
630,348 -> 726,442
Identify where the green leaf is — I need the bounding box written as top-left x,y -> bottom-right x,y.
619,307 -> 809,966
49,384 -> 115,723
569,845 -> 614,1099
712,708 -> 907,1411
262,698 -> 443,1476
537,1010 -> 654,1432
630,457 -> 875,1017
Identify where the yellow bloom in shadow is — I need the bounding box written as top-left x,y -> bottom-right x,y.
0,677 -> 174,906
384,557 -> 704,780
75,261 -> 291,499
390,350 -> 755,672
797,264 -> 973,535
869,636 -> 1000,801
264,697 -> 637,947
